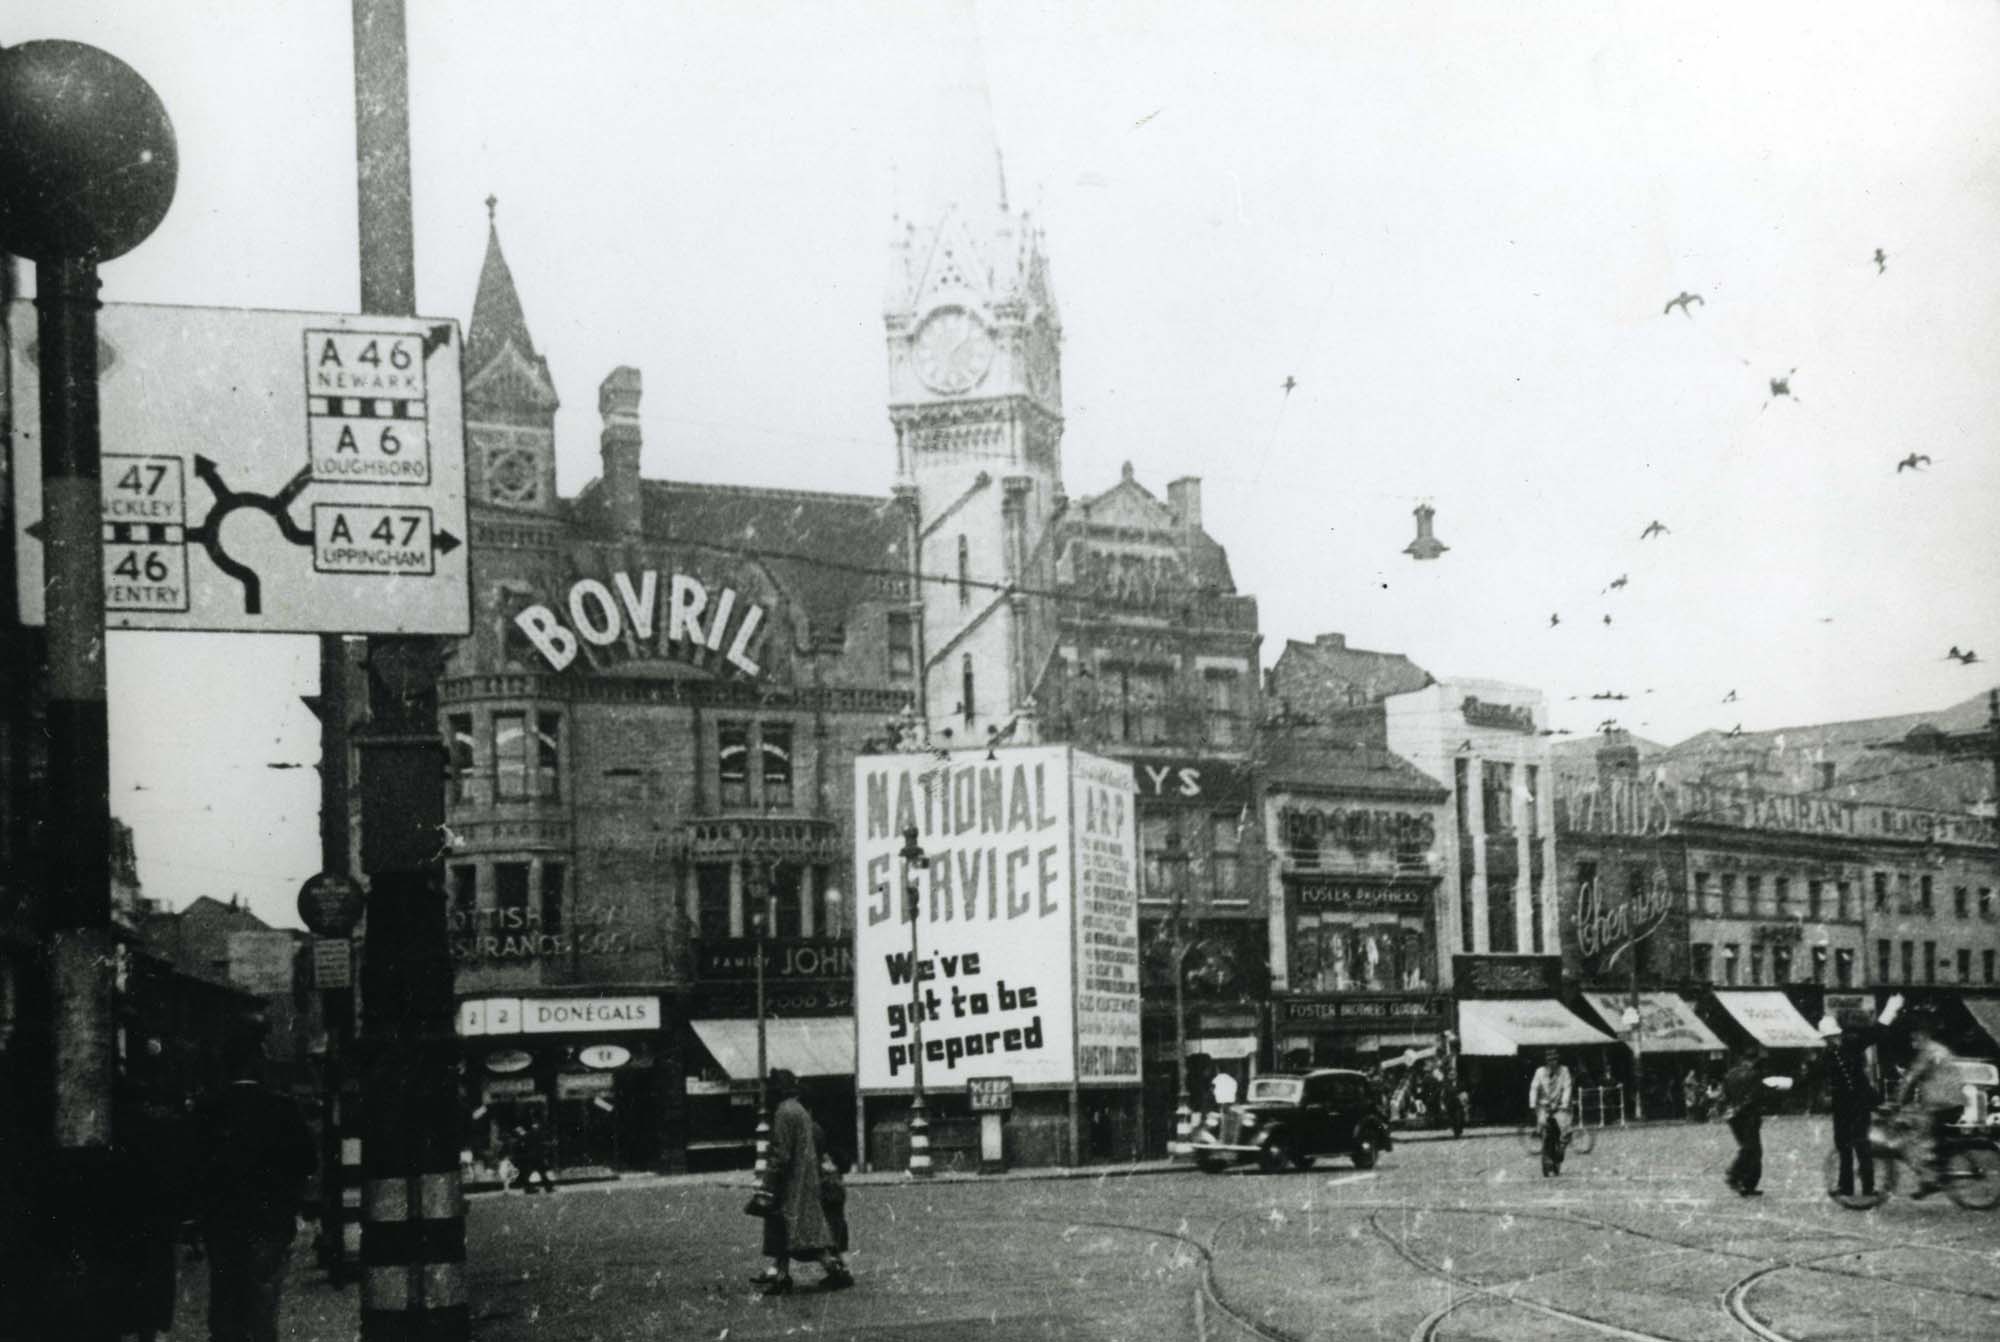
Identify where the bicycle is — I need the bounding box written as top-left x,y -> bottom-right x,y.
1822,1107 -> 2000,1211
1519,1103 -> 1595,1175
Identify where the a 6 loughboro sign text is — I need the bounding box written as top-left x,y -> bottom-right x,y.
852,745 -> 1141,1093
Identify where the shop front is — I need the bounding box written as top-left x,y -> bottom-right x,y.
457,991 -> 671,1183
1451,954 -> 1614,1122
1577,990 -> 1725,1118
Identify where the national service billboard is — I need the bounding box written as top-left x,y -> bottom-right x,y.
853,745 -> 1140,1094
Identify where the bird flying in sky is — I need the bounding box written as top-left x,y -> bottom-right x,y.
1663,292 -> 1704,317
1640,520 -> 1670,539
1896,453 -> 1932,473
1947,646 -> 1979,665
1602,613 -> 1613,626
1606,574 -> 1628,592
1873,247 -> 1888,274
1761,368 -> 1799,410
1590,691 -> 1629,702
1280,375 -> 1297,396
1549,613 -> 1560,628
1722,689 -> 1738,703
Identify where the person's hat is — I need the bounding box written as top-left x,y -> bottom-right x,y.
1816,1014 -> 1841,1038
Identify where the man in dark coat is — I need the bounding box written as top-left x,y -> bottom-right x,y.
758,1070 -> 850,1294
191,1029 -> 314,1342
1821,994 -> 1900,1199
1721,1043 -> 1790,1196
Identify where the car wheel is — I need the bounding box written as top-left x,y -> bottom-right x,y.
1943,1141 -> 2000,1210
1196,1153 -> 1230,1175
1351,1137 -> 1377,1170
1291,1149 -> 1317,1172
1260,1134 -> 1293,1174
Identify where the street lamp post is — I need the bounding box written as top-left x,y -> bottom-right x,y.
1623,951 -> 1645,1122
1159,829 -> 1197,1156
751,857 -> 772,1180
900,827 -> 933,1177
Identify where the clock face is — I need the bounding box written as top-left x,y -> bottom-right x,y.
912,308 -> 994,394
1025,323 -> 1057,400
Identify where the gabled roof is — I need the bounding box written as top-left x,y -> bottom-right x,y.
569,478 -> 908,639
465,207 -> 558,412
1270,634 -> 1434,715
1070,467 -> 1237,592
1261,731 -> 1449,800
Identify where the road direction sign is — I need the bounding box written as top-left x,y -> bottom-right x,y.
9,301 -> 468,634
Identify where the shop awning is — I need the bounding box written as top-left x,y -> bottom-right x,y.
1457,999 -> 1616,1057
1187,1034 -> 1259,1060
1710,992 -> 1823,1050
1961,998 -> 2000,1053
690,1018 -> 855,1079
1581,992 -> 1725,1054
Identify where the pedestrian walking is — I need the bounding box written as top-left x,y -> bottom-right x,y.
757,1070 -> 852,1294
511,1114 -> 557,1194
1821,994 -> 1900,1201
1721,1043 -> 1791,1197
190,1028 -> 314,1342
813,1121 -> 850,1259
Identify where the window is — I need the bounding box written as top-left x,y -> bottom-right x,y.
494,712 -> 528,800
1131,668 -> 1169,744
1749,945 -> 1766,985
1771,945 -> 1792,984
448,714 -> 475,802
1900,940 -> 1914,984
696,865 -> 730,941
1873,872 -> 1889,912
1876,940 -> 1891,985
1807,880 -> 1823,920
1721,873 -> 1738,917
1983,888 -> 1996,919
494,712 -> 559,800
1204,670 -> 1239,746
449,864 -> 477,916
1837,881 -> 1853,921
1722,945 -> 1740,986
1986,950 -> 1996,984
1924,941 -> 1937,984
1691,943 -> 1713,983
1461,862 -> 1479,952
1817,761 -> 1837,789
1810,945 -> 1827,984
1524,766 -> 1541,837
1139,814 -> 1176,903
1694,871 -> 1713,915
1747,874 -> 1764,918
1209,812 -> 1244,903
812,867 -> 843,939
1453,758 -> 1471,835
961,655 -> 975,725
1955,886 -> 1970,919
1489,876 -> 1518,954
541,863 -> 566,934
1896,873 -> 1913,914
887,612 -> 915,680
1957,948 -> 1972,983
769,863 -> 803,939
718,722 -> 750,807
761,723 -> 794,809
1920,875 -> 1934,915
1481,763 -> 1514,834
496,862 -> 530,916
956,534 -> 970,607
1773,877 -> 1790,918
1836,948 -> 1854,987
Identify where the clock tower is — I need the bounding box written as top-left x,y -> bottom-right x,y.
886,165 -> 1064,748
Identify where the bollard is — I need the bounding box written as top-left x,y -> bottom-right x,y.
908,1097 -> 933,1178
753,1111 -> 771,1181
1171,1104 -> 1192,1157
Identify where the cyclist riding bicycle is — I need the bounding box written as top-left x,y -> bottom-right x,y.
1895,1013 -> 1962,1193
1528,1049 -> 1574,1175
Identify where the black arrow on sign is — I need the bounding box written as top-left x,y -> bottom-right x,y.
434,529 -> 461,556
421,324 -> 453,357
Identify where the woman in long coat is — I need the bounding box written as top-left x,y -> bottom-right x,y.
760,1070 -> 852,1293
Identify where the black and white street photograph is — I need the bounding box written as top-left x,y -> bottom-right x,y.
2,2 -> 1998,1339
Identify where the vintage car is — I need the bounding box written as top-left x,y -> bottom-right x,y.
1190,1068 -> 1394,1173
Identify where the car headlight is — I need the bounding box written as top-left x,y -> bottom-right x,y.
1238,1112 -> 1258,1130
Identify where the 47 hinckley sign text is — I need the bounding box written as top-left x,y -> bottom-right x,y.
852,746 -> 1142,1093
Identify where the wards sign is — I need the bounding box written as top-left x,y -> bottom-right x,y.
852,746 -> 1142,1093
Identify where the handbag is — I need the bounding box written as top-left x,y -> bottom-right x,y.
743,1187 -> 774,1219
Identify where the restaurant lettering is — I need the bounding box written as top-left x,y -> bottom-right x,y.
1558,776 -> 1997,845
512,568 -> 768,675
1461,696 -> 1536,733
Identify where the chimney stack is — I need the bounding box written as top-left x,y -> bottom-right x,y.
599,366 -> 643,538
1166,476 -> 1202,532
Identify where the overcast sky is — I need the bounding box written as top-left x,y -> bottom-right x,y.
9,1 -> 1998,927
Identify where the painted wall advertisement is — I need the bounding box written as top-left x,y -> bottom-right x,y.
853,745 -> 1140,1094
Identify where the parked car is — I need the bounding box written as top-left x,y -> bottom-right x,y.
1941,1059 -> 1999,1128
1191,1069 -> 1394,1174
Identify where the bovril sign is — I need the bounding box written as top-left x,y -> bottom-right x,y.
512,567 -> 768,675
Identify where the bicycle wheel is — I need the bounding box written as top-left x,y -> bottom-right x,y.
1568,1122 -> 1596,1156
1943,1141 -> 2000,1211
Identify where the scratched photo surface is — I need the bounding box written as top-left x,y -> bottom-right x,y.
4,3 -> 2000,1340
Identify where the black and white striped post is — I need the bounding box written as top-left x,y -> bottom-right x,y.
899,827 -> 933,1178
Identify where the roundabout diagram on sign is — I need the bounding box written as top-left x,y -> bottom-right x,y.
10,303 -> 469,635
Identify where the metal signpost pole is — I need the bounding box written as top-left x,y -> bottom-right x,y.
0,39 -> 176,1340
753,861 -> 770,1181
349,4 -> 467,1339
900,827 -> 932,1177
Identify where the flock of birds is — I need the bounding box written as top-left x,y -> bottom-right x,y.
1270,244 -> 1978,738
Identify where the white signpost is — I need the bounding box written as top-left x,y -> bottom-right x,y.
852,745 -> 1142,1096
9,301 -> 468,634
